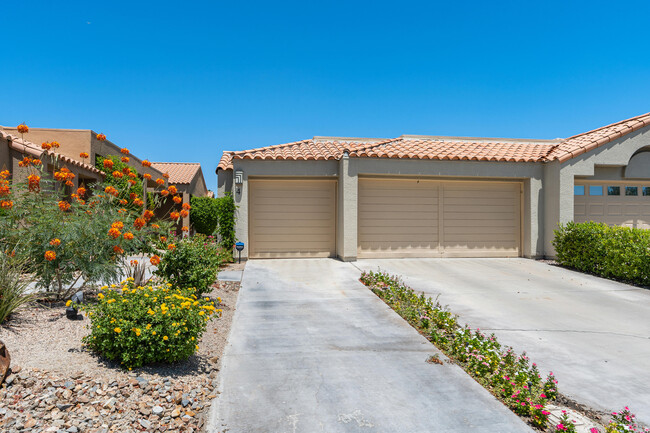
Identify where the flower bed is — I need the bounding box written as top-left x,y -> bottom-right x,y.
359,270 -> 648,432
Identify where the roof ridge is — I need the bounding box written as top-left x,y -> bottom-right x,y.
562,112 -> 650,142
230,139 -> 313,155
348,138 -> 402,156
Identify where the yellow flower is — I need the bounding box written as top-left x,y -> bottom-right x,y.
135,328 -> 141,336
146,324 -> 152,330
114,327 -> 121,333
191,336 -> 195,341
152,331 -> 156,336
163,336 -> 168,341
195,345 -> 199,350
66,300 -> 72,307
98,293 -> 104,299
147,309 -> 154,315
107,299 -> 116,304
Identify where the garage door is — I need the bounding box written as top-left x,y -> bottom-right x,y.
249,179 -> 336,258
358,178 -> 521,258
574,182 -> 650,229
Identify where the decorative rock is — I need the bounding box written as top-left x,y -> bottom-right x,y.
11,364 -> 21,374
139,419 -> 152,429
64,381 -> 75,389
171,407 -> 181,418
152,405 -> 164,415
67,427 -> 79,433
181,398 -> 190,407
0,341 -> 10,384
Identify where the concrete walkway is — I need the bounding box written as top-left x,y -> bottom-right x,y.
208,259 -> 532,433
355,258 -> 650,426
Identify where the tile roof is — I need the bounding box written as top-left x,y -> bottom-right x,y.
546,112 -> 650,162
216,112 -> 650,169
349,137 -> 555,163
1,130 -> 104,175
151,162 -> 202,184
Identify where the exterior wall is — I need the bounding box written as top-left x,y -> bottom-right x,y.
0,136 -> 10,172
625,151 -> 650,178
547,124 -> 650,256
2,128 -> 92,162
217,169 -> 233,197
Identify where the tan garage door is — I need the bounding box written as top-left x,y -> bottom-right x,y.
574,182 -> 650,229
249,179 -> 336,258
358,178 -> 521,258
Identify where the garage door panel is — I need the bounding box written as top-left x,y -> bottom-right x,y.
358,179 -> 520,258
249,180 -> 336,258
574,182 -> 650,229
358,179 -> 438,258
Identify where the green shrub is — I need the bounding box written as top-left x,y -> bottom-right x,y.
0,252 -> 35,323
82,280 -> 220,369
215,193 -> 236,250
154,235 -> 222,296
190,196 -> 219,235
553,221 -> 650,285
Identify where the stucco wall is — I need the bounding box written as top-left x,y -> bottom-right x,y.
545,124 -> 650,256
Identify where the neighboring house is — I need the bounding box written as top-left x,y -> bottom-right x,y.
0,126 -> 164,181
0,130 -> 104,187
1,126 -> 210,234
151,162 -> 210,231
217,112 -> 650,260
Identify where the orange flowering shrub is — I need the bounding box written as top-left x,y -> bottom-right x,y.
96,133 -> 106,141
181,226 -> 189,232
123,232 -> 134,240
142,160 -> 152,167
121,157 -> 130,163
133,198 -> 144,207
113,245 -> 124,254
143,173 -> 152,180
77,187 -> 87,197
103,159 -> 114,169
50,141 -> 60,149
49,238 -> 61,246
168,186 -> 178,195
122,166 -> 131,175
44,250 -> 56,261
108,227 -> 121,239
170,211 -> 180,220
173,195 -> 182,204
162,173 -> 169,179
1,200 -> 14,209
150,255 -> 161,266
128,180 -> 136,186
120,148 -> 130,155
182,203 -> 191,210
58,201 -> 71,211
42,142 -> 52,150
167,244 -> 176,250
133,217 -> 146,230
143,210 -> 154,220
155,178 -> 165,186
80,152 -> 89,159
17,124 -> 29,134
18,157 -> 33,167
112,170 -> 124,178
161,189 -> 169,196
105,186 -> 119,197
180,210 -> 189,218
28,175 -> 40,192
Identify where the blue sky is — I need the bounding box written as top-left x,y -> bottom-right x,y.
2,1 -> 649,190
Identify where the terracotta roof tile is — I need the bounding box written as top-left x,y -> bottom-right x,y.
546,112 -> 650,162
216,112 -> 650,168
150,162 -> 201,184
1,130 -> 104,175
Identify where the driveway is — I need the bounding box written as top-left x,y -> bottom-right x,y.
208,259 -> 532,433
355,258 -> 650,425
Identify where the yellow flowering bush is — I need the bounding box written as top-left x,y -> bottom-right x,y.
82,279 -> 220,369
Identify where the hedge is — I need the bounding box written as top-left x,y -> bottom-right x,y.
553,221 -> 650,285
190,196 -> 219,235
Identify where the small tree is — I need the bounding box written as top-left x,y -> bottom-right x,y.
190,196 -> 219,235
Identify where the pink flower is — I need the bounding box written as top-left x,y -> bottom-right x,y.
556,424 -> 567,431
540,393 -> 547,398
589,429 -> 599,433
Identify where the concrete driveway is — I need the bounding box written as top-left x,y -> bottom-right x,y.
209,259 -> 532,433
355,258 -> 650,425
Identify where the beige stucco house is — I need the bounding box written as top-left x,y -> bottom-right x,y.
217,112 -> 650,261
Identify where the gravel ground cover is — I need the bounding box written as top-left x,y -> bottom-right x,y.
0,266 -> 241,433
